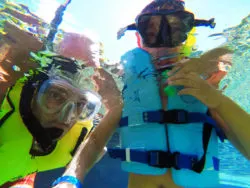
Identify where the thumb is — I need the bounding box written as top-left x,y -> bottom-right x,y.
201,47 -> 233,60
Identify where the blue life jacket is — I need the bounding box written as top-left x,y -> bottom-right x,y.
108,48 -> 225,187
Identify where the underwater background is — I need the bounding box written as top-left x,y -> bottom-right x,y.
0,0 -> 249,187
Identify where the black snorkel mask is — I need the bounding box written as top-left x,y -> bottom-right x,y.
118,10 -> 216,48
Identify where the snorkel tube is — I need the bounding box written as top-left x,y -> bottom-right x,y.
44,0 -> 72,51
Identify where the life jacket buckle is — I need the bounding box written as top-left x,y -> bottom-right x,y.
190,156 -> 198,169
148,151 -> 181,169
163,109 -> 189,124
148,150 -> 167,168
172,152 -> 181,170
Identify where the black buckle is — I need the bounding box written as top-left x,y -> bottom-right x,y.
162,110 -> 189,124
190,156 -> 201,173
148,151 -> 168,168
148,151 -> 181,169
190,157 -> 198,169
172,152 -> 181,170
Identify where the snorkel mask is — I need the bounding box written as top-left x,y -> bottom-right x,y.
36,78 -> 101,125
28,54 -> 101,141
118,1 -> 215,48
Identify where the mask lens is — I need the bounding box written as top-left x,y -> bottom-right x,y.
37,79 -> 101,123
172,11 -> 194,32
79,91 -> 102,121
38,81 -> 73,113
138,15 -> 163,45
137,11 -> 194,47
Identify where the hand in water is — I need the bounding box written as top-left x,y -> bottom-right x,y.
167,71 -> 223,109
92,68 -> 122,110
167,47 -> 233,77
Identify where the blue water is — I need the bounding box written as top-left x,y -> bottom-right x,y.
216,14 -> 250,187
1,1 -> 250,187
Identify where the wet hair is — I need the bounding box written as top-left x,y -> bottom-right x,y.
139,0 -> 185,15
44,56 -> 80,74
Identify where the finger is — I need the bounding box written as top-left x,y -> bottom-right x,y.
167,73 -> 187,82
92,75 -> 103,83
188,72 -> 203,80
94,70 -> 106,81
201,47 -> 233,60
178,58 -> 190,64
173,72 -> 202,82
187,72 -> 209,86
167,65 -> 182,76
178,88 -> 200,98
167,71 -> 194,82
168,79 -> 198,89
169,64 -> 195,78
99,69 -> 114,80
168,58 -> 200,76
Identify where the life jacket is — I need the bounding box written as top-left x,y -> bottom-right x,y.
108,48 -> 225,187
1,173 -> 36,188
0,82 -> 93,185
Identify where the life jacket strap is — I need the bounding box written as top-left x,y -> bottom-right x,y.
119,109 -> 226,142
108,148 -> 219,172
0,87 -> 15,127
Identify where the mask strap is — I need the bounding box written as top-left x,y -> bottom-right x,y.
194,18 -> 216,28
117,23 -> 137,40
20,75 -> 54,151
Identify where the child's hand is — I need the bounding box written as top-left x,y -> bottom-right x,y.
167,47 -> 233,78
92,68 -> 122,110
167,71 -> 223,109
